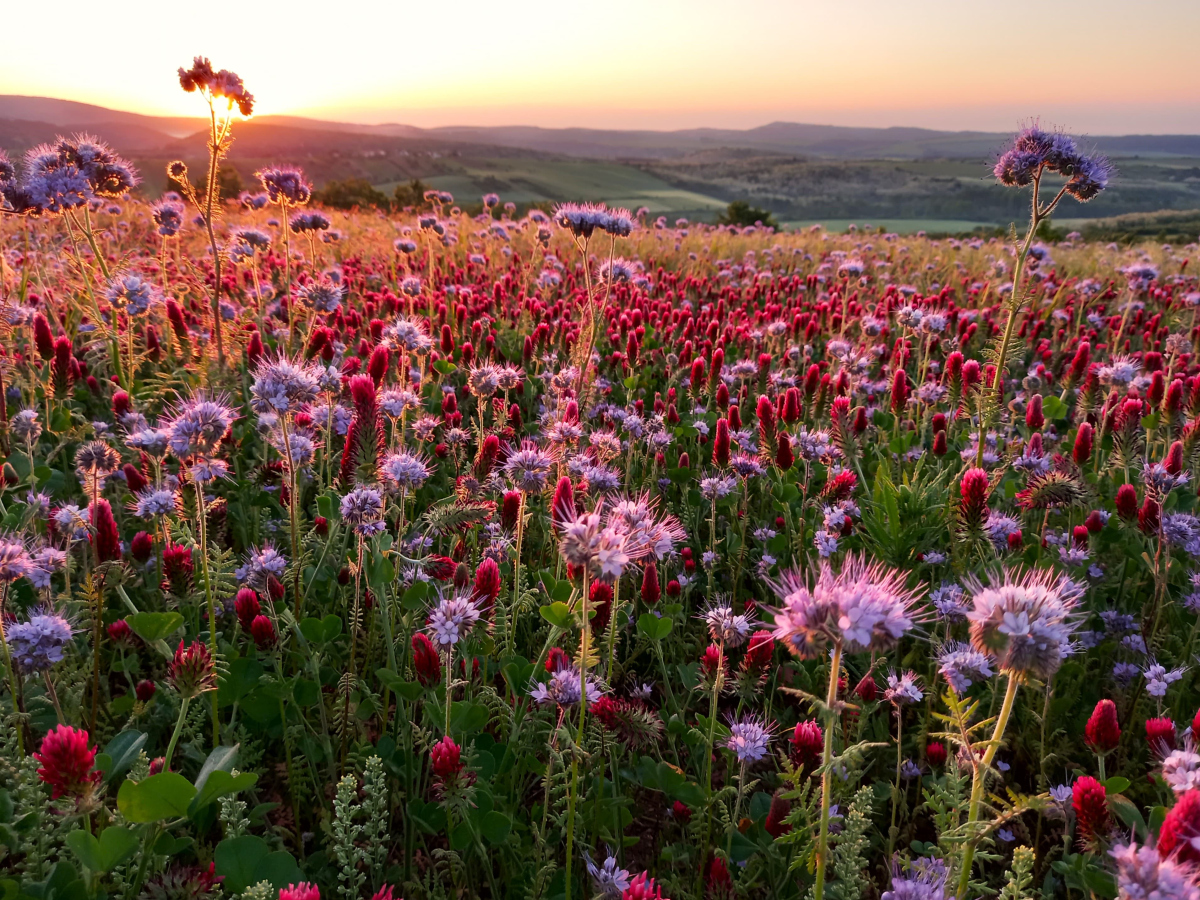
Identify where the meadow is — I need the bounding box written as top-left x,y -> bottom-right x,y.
2,59 -> 1200,900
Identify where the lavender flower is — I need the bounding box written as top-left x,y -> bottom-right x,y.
7,611 -> 74,671
426,593 -> 482,650
531,666 -> 602,708
503,441 -> 553,493
965,567 -> 1081,679
768,553 -> 925,658
340,486 -> 386,537
881,857 -> 952,900
724,715 -> 774,762
938,642 -> 995,693
165,395 -> 235,458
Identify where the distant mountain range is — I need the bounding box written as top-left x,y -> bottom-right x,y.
4,95 -> 1200,163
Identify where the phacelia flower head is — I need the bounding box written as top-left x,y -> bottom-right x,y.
584,849 -> 632,898
0,535 -> 33,583
965,567 -> 1081,679
165,394 -> 235,458
503,440 -> 554,493
339,485 -> 387,537
880,856 -> 952,900
531,665 -> 603,708
725,714 -> 774,763
256,166 -> 311,206
1112,842 -> 1200,900
251,356 -> 322,414
178,57 -> 254,116
425,592 -> 482,651
105,272 -> 159,315
7,610 -> 75,672
381,450 -> 431,490
768,553 -> 925,658
937,641 -> 994,693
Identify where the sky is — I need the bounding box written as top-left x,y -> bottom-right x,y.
2,0 -> 1198,134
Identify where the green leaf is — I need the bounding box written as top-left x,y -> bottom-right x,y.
376,669 -> 424,700
191,770 -> 258,814
401,581 -> 429,611
407,799 -> 446,834
214,835 -> 303,893
117,773 -> 196,823
66,826 -> 138,873
125,612 -> 183,643
1103,776 -> 1131,795
479,810 -> 512,844
1109,794 -> 1145,842
218,657 -> 263,704
1042,395 -> 1069,420
432,359 -> 457,376
98,730 -> 146,784
194,746 -> 239,794
637,613 -> 673,641
540,602 -> 572,629
449,701 -> 489,735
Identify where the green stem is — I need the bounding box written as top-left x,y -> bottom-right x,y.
956,672 -> 1020,900
813,642 -> 843,900
163,696 -> 191,771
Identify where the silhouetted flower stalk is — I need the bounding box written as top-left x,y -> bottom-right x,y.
176,58 -> 255,367
979,125 -> 1111,466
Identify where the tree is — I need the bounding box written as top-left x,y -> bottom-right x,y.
392,179 -> 432,211
312,178 -> 389,210
716,199 -> 777,228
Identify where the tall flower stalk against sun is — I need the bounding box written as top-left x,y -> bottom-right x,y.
768,554 -> 925,900
954,567 -> 1080,900
977,124 -> 1111,466
175,57 -> 254,367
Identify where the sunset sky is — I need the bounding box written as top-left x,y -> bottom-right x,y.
2,0 -> 1198,133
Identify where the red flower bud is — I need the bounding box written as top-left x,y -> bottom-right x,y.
1072,775 -> 1109,844
641,559 -> 661,605
1115,483 -> 1139,520
789,720 -> 823,770
1147,717 -> 1177,754
1073,422 -> 1094,466
250,614 -> 276,649
1025,393 -> 1044,430
926,741 -> 947,767
1085,699 -> 1120,753
430,735 -> 463,779
1159,789 -> 1200,865
412,632 -> 441,685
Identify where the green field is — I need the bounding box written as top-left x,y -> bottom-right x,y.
376,157 -> 727,218
781,218 -> 998,235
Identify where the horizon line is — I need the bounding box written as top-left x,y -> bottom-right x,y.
3,93 -> 1200,140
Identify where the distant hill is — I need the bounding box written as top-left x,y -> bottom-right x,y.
2,95 -> 1199,227
3,95 -> 1199,162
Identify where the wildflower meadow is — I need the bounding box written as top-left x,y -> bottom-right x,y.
2,59 -> 1200,900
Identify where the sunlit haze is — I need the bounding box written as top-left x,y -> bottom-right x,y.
2,0 -> 1199,133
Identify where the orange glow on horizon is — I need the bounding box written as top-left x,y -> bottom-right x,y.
2,0 -> 1199,134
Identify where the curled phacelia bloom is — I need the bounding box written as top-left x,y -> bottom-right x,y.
7,611 -> 74,671
965,567 -> 1081,679
768,553 -> 925,658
